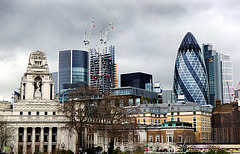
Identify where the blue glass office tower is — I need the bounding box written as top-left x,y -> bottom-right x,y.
173,32 -> 209,105
203,44 -> 222,106
59,50 -> 88,93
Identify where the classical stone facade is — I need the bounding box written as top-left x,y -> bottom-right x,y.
1,51 -> 77,154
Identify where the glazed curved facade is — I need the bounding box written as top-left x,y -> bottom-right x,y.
173,32 -> 209,105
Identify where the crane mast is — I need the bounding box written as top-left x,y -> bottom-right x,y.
99,22 -> 113,53
83,17 -> 95,50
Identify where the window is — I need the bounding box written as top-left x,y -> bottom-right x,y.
168,136 -> 172,142
118,136 -> 121,142
20,111 -> 23,115
193,111 -> 196,115
193,117 -> 196,122
135,98 -> 140,106
45,112 -> 48,115
44,135 -> 48,142
164,114 -> 167,117
143,119 -> 146,124
158,119 -> 161,123
149,146 -> 153,151
124,136 -> 128,142
155,119 -> 157,123
137,119 -> 140,124
53,112 -> 56,115
164,119 -> 166,123
156,134 -> 160,142
135,135 -> 140,142
177,117 -> 180,122
36,112 -> 39,115
149,134 -> 153,142
28,112 -> 31,115
27,135 -> 31,142
128,98 -> 133,106
193,117 -> 197,131
178,135 -> 182,142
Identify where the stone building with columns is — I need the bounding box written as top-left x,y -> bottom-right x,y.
1,51 -> 77,154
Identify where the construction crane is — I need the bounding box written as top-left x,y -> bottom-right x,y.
237,82 -> 240,90
83,17 -> 95,49
99,22 -> 113,52
232,82 -> 240,101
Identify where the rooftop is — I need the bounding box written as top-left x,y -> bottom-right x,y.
178,32 -> 201,52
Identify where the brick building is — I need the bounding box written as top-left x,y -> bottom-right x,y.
211,100 -> 240,143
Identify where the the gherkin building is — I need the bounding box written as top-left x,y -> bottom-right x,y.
173,32 -> 209,105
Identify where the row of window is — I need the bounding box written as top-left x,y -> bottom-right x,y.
149,134 -> 182,143
138,119 -> 168,124
20,111 -> 56,116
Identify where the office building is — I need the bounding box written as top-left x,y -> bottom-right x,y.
111,86 -> 158,105
203,44 -> 234,104
51,72 -> 58,94
162,90 -> 174,104
59,50 -> 88,93
203,44 -> 222,106
221,54 -> 234,103
121,72 -> 152,90
90,46 -> 115,93
173,32 -> 209,105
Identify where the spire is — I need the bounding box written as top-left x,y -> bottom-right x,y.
178,32 -> 201,52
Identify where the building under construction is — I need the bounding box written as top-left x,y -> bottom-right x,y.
90,45 -> 116,93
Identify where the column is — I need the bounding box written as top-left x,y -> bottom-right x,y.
32,127 -> 36,153
40,127 -> 44,152
23,127 -> 27,154
15,127 -> 19,154
48,127 -> 52,153
57,127 -> 61,152
84,127 -> 87,148
94,133 -> 98,147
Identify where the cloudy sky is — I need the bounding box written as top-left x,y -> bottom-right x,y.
1,0 -> 240,101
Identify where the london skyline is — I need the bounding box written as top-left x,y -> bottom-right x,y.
1,0 -> 240,101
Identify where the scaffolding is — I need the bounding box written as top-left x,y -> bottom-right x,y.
90,45 -> 116,93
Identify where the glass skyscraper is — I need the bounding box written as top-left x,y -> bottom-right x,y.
203,43 -> 234,105
59,50 -> 88,93
203,44 -> 222,106
173,32 -> 209,105
221,54 -> 234,104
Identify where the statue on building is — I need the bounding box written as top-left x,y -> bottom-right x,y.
34,78 -> 42,99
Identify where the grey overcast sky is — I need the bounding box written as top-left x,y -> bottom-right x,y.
1,0 -> 240,101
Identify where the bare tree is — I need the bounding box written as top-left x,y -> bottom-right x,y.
61,87 -> 139,153
61,86 -> 101,154
95,95 -> 139,153
0,120 -> 13,153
